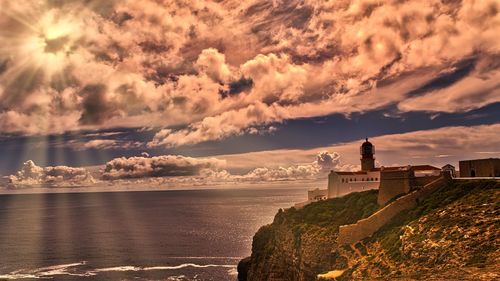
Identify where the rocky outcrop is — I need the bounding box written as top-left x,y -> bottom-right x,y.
239,180 -> 499,281
238,257 -> 251,281
244,190 -> 380,281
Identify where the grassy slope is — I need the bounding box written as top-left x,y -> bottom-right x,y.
249,190 -> 380,281
248,180 -> 499,281
339,180 -> 500,280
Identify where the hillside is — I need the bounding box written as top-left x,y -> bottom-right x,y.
238,180 -> 499,281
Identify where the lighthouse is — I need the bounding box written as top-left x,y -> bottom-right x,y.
360,138 -> 375,171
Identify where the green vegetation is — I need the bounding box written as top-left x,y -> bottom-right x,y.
246,180 -> 500,281
249,190 -> 380,280
371,180 -> 499,260
274,189 -> 379,228
253,189 -> 380,260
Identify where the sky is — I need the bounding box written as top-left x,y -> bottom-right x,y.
0,0 -> 499,191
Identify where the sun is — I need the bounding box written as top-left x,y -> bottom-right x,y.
26,12 -> 80,74
0,8 -> 83,81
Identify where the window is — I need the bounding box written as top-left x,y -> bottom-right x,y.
375,178 -> 378,181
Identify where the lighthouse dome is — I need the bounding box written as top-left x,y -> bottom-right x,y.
360,138 -> 375,157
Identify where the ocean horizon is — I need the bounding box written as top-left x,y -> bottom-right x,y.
0,188 -> 307,281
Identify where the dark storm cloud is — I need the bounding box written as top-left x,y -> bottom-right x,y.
79,84 -> 117,125
219,77 -> 253,98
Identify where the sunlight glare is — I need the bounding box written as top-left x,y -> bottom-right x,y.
15,10 -> 81,77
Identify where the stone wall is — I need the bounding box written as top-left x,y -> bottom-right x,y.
377,168 -> 415,205
459,159 -> 500,177
338,174 -> 450,245
413,175 -> 441,188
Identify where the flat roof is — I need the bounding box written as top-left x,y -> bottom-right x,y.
333,164 -> 440,175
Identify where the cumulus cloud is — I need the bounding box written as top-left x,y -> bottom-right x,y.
316,151 -> 342,173
195,48 -> 232,83
0,0 -> 498,147
4,149 -> 352,189
101,150 -> 350,185
101,155 -> 226,180
235,164 -> 320,183
5,123 -> 499,190
7,160 -> 95,187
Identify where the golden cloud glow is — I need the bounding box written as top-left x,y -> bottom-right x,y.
20,11 -> 80,76
0,7 -> 83,82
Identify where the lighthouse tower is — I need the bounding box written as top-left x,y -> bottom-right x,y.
360,138 -> 375,171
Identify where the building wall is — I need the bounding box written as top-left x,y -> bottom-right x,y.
308,188 -> 328,201
442,165 -> 457,178
413,175 -> 441,188
377,169 -> 415,205
338,174 -> 450,245
459,159 -> 500,177
327,172 -> 338,198
328,171 -> 380,198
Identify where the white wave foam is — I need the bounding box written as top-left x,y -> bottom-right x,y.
0,262 -> 237,280
0,261 -> 92,280
163,256 -> 241,259
227,267 -> 238,276
93,263 -> 236,273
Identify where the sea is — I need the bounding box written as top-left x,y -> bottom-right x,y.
0,188 -> 307,281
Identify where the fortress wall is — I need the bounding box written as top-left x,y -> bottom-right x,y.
459,159 -> 500,177
338,174 -> 450,245
413,175 -> 440,188
377,170 -> 413,205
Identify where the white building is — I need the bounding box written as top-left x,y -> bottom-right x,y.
308,188 -> 328,201
328,138 -> 380,197
327,139 -> 442,198
294,187 -> 328,208
328,170 -> 380,198
441,164 -> 457,178
295,138 -> 441,208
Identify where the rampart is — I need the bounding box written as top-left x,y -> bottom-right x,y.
337,173 -> 451,245
377,168 -> 414,205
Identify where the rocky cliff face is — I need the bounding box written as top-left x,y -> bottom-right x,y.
239,180 -> 499,281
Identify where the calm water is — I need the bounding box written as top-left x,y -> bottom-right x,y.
0,188 -> 307,281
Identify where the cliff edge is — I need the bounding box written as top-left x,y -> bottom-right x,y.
239,180 -> 499,281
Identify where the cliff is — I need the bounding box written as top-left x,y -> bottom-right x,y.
239,180 -> 499,281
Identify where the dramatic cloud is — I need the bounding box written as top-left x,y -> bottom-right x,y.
0,0 -> 497,148
148,102 -> 286,147
7,160 -> 95,187
104,149 -> 353,184
3,149 -> 352,189
101,155 -> 226,180
4,123 -> 499,190
195,48 -> 232,83
216,123 -> 500,172
316,151 -> 342,173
